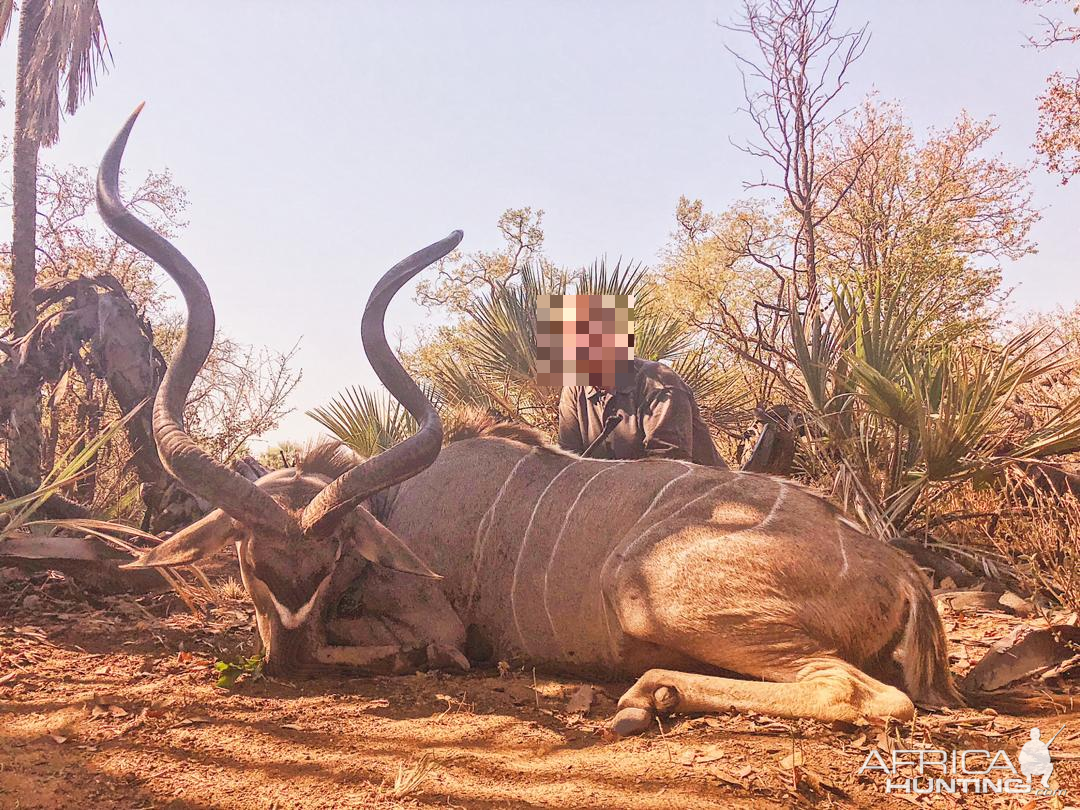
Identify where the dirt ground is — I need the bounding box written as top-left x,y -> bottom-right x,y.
1,568 -> 1078,810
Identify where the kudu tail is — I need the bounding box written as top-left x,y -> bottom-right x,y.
897,572 -> 965,709
899,569 -> 1059,715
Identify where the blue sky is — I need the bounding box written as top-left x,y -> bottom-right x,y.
1,1 -> 1077,448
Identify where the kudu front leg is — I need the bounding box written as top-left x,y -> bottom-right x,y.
609,660 -> 915,736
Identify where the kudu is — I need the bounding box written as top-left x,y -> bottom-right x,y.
103,108 -> 961,736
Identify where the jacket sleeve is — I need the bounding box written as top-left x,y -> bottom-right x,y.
641,386 -> 695,461
557,387 -> 585,453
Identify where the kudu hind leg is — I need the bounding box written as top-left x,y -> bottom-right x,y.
610,658 -> 915,736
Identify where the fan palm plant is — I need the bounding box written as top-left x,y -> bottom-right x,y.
307,385 -> 421,458
313,257 -> 749,451
434,258 -> 732,424
788,275 -> 1080,538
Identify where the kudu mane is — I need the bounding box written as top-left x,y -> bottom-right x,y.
294,441 -> 363,481
442,409 -> 551,449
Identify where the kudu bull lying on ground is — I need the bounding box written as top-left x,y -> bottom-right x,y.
101,108 -> 961,736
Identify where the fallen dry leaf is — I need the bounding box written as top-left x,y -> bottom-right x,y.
778,750 -> 804,770
677,749 -> 698,766
171,716 -> 212,728
962,625 -> 1080,691
712,769 -> 746,787
876,730 -> 895,754
566,685 -> 594,715
695,745 -> 725,764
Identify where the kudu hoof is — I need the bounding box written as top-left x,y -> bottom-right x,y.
608,706 -> 655,737
653,685 -> 679,714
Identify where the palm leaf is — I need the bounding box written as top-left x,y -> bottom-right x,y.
307,386 -> 420,457
1,403 -> 144,530
426,354 -> 518,417
634,314 -> 695,362
465,281 -> 538,383
21,0 -> 111,145
573,258 -> 650,307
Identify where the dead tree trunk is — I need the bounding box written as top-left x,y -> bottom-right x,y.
1,275 -> 168,512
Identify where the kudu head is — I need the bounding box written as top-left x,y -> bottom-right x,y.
98,106 -> 465,674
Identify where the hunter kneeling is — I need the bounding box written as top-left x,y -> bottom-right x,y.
557,357 -> 725,466
535,291 -> 724,466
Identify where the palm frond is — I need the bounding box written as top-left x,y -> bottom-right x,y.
572,258 -> 650,307
1,403 -> 143,530
0,1 -> 15,43
465,281 -> 538,383
911,332 -> 1062,480
1012,394 -> 1080,458
426,354 -> 518,417
671,350 -> 753,434
22,0 -> 111,145
634,314 -> 695,362
307,386 -> 419,457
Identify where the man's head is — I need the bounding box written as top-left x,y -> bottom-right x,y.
535,293 -> 635,388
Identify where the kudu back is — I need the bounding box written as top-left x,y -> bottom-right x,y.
101,108 -> 961,736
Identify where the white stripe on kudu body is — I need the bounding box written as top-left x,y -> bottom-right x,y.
760,481 -> 787,528
598,461 -> 696,584
542,462 -> 627,651
600,469 -> 741,591
466,449 -> 538,608
837,522 -> 850,577
511,458 -> 586,653
595,460 -> 695,659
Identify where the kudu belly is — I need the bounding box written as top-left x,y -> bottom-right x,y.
388,442 -> 723,676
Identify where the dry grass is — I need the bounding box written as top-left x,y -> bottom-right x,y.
215,576 -> 247,602
386,752 -> 435,799
934,470 -> 1080,610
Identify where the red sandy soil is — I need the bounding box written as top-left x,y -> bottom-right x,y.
1,570 -> 1077,809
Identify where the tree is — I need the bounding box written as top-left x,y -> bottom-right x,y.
0,0 -> 110,483
1024,0 -> 1080,183
817,101 -> 1037,332
1,152 -> 300,526
413,207 -> 557,314
655,197 -> 788,411
726,0 -> 870,303
659,99 -> 1038,398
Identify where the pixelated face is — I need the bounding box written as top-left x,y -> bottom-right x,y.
535,294 -> 635,388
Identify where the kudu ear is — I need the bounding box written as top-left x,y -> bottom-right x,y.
121,509 -> 236,569
341,507 -> 442,579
